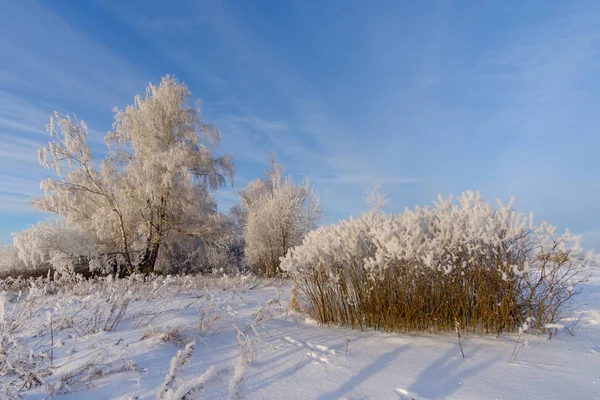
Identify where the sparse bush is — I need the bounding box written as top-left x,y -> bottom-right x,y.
197,297 -> 221,335
160,325 -> 189,346
281,191 -> 595,336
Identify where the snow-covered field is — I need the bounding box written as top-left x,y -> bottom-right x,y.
1,270 -> 599,400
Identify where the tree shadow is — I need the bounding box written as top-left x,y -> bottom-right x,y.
242,330 -> 348,395
315,345 -> 411,400
406,345 -> 499,399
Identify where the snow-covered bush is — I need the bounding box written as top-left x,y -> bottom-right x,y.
241,154 -> 321,276
281,191 -> 595,336
0,246 -> 27,278
12,220 -> 98,278
164,235 -> 245,276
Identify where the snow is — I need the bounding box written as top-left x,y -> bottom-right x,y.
543,323 -> 566,330
2,271 -> 600,399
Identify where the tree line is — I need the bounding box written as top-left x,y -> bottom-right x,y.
0,75 -> 319,278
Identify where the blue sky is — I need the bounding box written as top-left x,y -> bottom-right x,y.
1,0 -> 600,249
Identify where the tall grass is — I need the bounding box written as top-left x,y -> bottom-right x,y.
282,192 -> 594,336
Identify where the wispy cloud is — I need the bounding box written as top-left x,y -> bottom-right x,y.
317,174 -> 421,186
0,136 -> 42,165
0,175 -> 43,197
136,15 -> 207,32
0,193 -> 39,215
1,0 -> 600,249
0,89 -> 50,134
229,115 -> 289,132
0,2 -> 147,111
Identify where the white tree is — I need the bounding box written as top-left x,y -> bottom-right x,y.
241,154 -> 321,276
12,220 -> 97,277
0,245 -> 27,278
34,75 -> 234,274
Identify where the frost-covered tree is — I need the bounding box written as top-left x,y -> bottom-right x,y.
34,76 -> 234,274
0,245 -> 27,278
241,154 -> 321,276
12,220 -> 97,277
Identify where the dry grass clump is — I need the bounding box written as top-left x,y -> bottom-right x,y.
282,192 -> 594,336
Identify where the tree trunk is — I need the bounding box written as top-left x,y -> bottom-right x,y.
138,241 -> 160,275
138,194 -> 168,275
116,212 -> 134,274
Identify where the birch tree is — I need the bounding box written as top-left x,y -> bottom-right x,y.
34,75 -> 233,274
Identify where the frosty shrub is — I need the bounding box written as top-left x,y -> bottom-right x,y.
12,220 -> 98,278
281,191 -> 596,336
0,246 -> 27,279
161,229 -> 245,276
240,154 -> 321,277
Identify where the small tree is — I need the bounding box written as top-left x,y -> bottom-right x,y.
241,154 -> 321,276
34,76 -> 233,274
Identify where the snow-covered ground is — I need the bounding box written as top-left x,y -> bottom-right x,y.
1,270 -> 599,400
